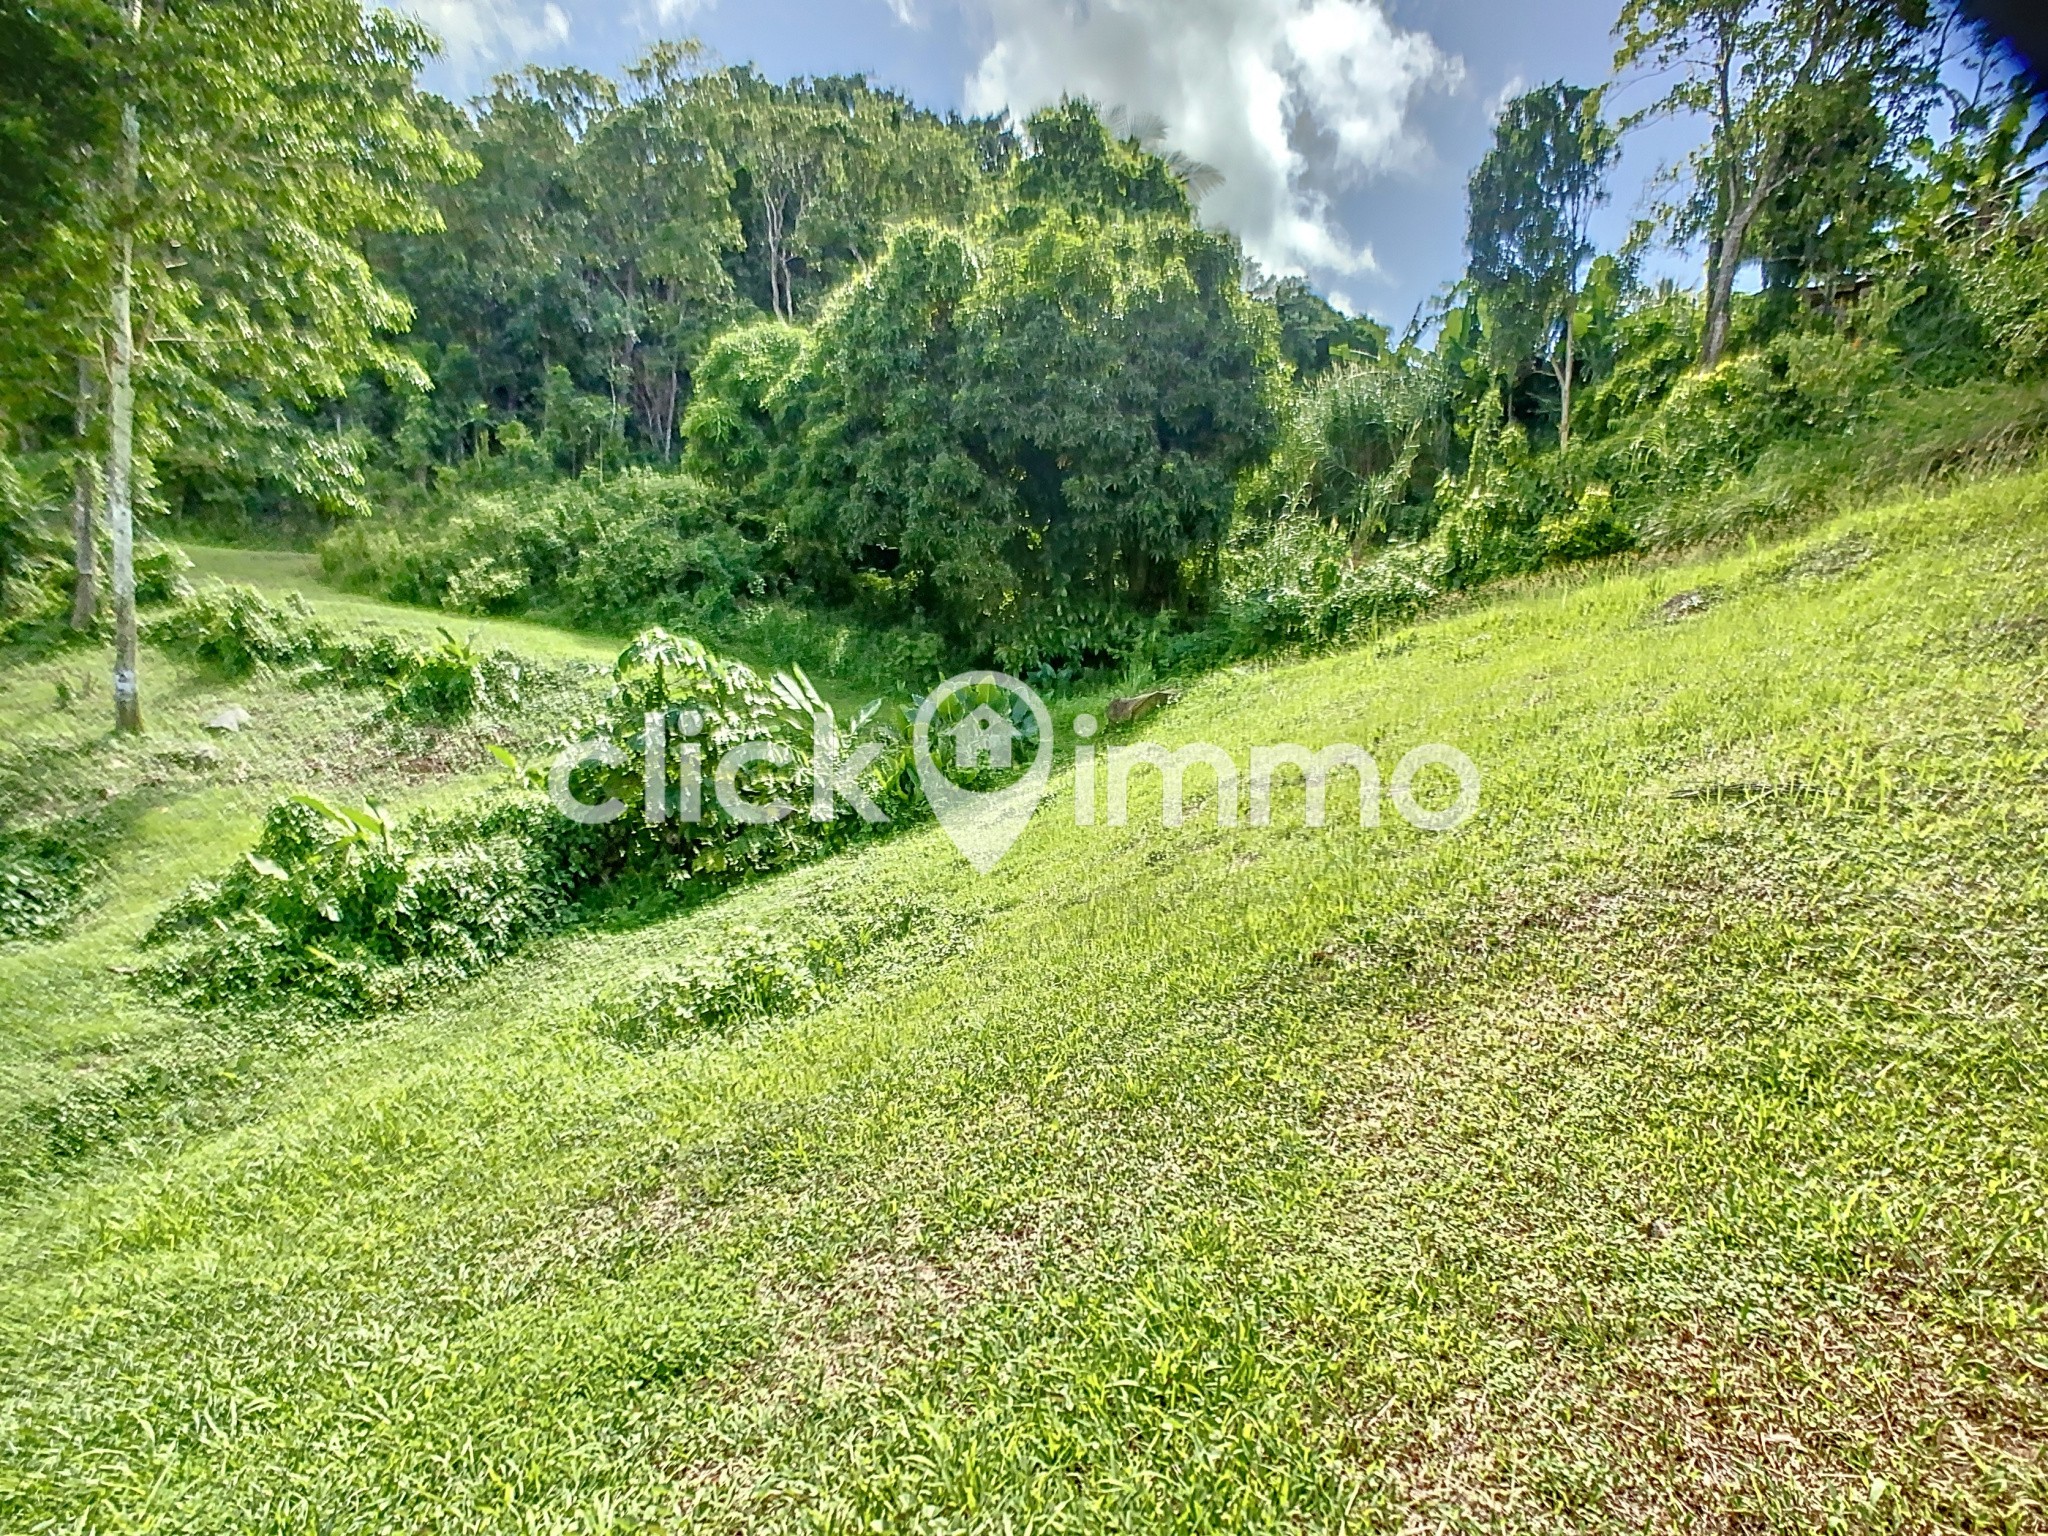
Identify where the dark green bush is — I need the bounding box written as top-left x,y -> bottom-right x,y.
0,825 -> 98,941
141,629 -> 918,1015
380,629 -> 520,722
142,794 -> 583,1012
1218,517 -> 1442,649
319,470 -> 767,634
149,585 -> 330,676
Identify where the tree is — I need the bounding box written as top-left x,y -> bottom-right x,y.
1252,273 -> 1389,378
1464,83 -> 1616,445
777,212 -> 1278,655
85,0 -> 464,729
1617,0 -> 1936,369
0,0 -> 115,632
575,45 -> 743,459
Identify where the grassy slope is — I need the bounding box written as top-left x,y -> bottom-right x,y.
179,545 -> 892,711
181,544 -> 624,667
1,473 -> 2045,1531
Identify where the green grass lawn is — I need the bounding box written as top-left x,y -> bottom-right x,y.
2,473 -> 2045,1531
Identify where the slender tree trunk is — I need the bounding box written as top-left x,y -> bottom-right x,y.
762,193 -> 784,319
1558,304 -> 1576,452
69,357 -> 98,631
1699,209 -> 1752,370
108,0 -> 142,733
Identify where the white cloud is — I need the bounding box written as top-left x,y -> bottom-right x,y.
962,0 -> 1462,279
653,0 -> 716,22
397,0 -> 572,76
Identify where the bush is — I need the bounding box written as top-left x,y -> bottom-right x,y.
142,795 -> 581,1012
141,628 -> 917,1015
147,585 -> 522,724
150,585 -> 330,676
1539,485 -> 1634,563
319,470 -> 767,634
382,629 -> 520,722
0,825 -> 98,941
1240,356 -> 1454,542
1219,516 -> 1442,649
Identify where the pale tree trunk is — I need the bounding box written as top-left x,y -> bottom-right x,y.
107,0 -> 142,733
69,357 -> 97,631
1699,194 -> 1761,370
1558,304 -> 1576,452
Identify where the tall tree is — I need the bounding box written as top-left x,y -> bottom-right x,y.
87,0 -> 464,729
1617,0 -> 1936,369
1464,82 -> 1616,445
576,45 -> 743,458
0,0 -> 115,633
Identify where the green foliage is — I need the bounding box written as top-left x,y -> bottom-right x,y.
1464,81 -> 1616,431
586,894 -> 938,1049
383,629 -> 520,722
1576,287 -> 1701,438
1242,357 -> 1454,542
587,924 -> 826,1047
1255,276 -> 1388,379
1004,99 -> 1194,226
0,823 -> 98,941
321,469 -> 766,634
137,625 -> 918,1015
1595,330 -> 1903,514
146,584 -> 521,723
778,214 -> 1278,662
680,318 -> 806,517
1218,518 -> 1442,650
150,585 -> 329,676
1539,483 -> 1635,563
360,56 -> 1002,480
1615,0 -> 1938,364
142,795 -> 573,1012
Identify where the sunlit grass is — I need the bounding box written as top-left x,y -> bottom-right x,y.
0,471 -> 2043,1531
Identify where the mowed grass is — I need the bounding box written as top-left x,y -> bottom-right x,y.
0,473 -> 2044,1531
0,618 -> 588,1189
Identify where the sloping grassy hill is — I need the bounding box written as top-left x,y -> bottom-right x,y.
3,472 -> 2046,1532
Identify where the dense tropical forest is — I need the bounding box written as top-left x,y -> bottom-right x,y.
4,0 -> 2043,698
3,0 -> 2048,1528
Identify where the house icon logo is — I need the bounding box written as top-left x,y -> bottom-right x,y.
914,673 -> 1055,874
948,704 -> 1021,772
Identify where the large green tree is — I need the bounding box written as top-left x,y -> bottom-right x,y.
66,0 -> 463,729
1465,82 -> 1617,445
773,207 -> 1277,656
370,59 -> 1001,467
1617,0 -> 1936,368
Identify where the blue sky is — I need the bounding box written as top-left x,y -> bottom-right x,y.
405,0 -> 1710,329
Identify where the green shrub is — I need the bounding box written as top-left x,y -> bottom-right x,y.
147,585 -> 522,724
149,585 -> 331,676
1539,485 -> 1634,563
1241,356 -> 1454,542
142,795 -> 581,1012
0,825 -> 98,941
380,629 -> 520,723
318,470 -> 767,634
680,319 -> 807,520
1219,516 -> 1442,649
